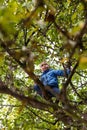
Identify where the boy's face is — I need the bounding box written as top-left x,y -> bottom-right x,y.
40,62 -> 49,72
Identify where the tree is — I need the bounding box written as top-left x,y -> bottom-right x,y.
0,0 -> 87,129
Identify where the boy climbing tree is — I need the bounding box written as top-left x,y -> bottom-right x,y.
34,61 -> 71,100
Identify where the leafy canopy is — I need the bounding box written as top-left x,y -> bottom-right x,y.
0,0 -> 87,129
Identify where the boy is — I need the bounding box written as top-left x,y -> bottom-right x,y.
34,61 -> 70,98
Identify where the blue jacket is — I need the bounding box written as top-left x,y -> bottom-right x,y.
34,68 -> 70,95
40,68 -> 70,88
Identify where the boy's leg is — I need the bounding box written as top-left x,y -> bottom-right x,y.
52,87 -> 60,95
34,85 -> 42,96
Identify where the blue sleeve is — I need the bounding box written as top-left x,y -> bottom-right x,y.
53,69 -> 70,76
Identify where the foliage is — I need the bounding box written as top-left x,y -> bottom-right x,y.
0,0 -> 87,129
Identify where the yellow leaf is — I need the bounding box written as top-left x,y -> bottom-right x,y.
79,56 -> 87,69
80,56 -> 87,63
1,128 -> 5,130
60,57 -> 69,63
67,0 -> 71,3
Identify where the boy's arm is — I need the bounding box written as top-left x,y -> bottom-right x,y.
54,68 -> 70,77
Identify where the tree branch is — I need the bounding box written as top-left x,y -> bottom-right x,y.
0,79 -> 54,111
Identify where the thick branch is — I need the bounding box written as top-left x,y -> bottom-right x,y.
0,79 -> 53,111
